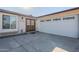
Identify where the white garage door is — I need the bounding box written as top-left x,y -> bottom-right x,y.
36,15 -> 78,38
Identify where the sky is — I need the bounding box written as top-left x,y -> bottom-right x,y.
0,7 -> 74,17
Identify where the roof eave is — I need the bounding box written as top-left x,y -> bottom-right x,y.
37,7 -> 79,18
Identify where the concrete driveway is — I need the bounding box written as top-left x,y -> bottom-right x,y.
0,32 -> 79,52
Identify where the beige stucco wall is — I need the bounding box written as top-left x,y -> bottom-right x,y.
0,12 -> 27,36
38,9 -> 79,20
18,16 -> 26,33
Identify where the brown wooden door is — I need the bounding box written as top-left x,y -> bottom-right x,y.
26,19 -> 35,32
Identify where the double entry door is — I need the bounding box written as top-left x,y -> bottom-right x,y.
26,19 -> 35,32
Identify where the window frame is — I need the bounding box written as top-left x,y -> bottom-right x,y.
2,15 -> 17,29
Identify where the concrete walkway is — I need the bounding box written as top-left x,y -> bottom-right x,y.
0,32 -> 79,52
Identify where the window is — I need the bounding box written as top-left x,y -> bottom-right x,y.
10,16 -> 16,29
40,20 -> 44,22
2,15 -> 10,29
2,15 -> 16,29
63,16 -> 75,20
53,18 -> 61,21
21,17 -> 23,19
46,19 -> 51,21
